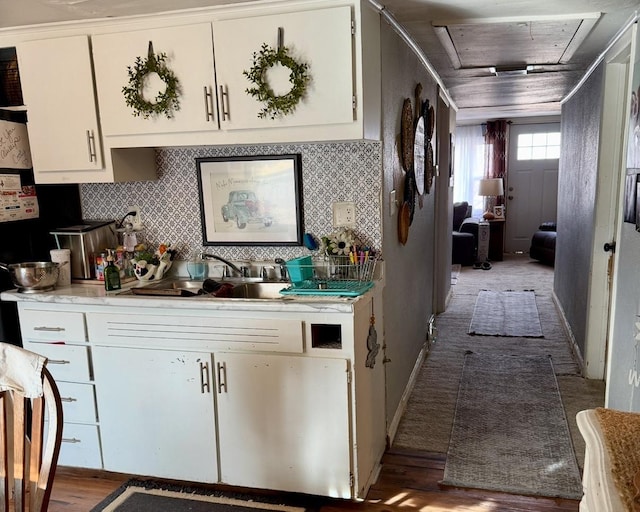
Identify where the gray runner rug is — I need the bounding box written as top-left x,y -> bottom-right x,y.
468,290 -> 544,337
442,352 -> 583,499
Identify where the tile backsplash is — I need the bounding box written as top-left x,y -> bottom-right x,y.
81,141 -> 382,261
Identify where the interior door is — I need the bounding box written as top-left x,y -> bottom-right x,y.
505,123 -> 560,253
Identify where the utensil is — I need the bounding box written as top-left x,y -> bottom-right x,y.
0,261 -> 66,293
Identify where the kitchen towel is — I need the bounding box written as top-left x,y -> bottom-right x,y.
0,342 -> 46,398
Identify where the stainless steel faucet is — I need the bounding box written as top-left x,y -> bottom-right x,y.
201,253 -> 248,278
274,258 -> 288,281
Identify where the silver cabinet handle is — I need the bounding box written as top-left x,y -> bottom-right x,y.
47,359 -> 70,365
219,85 -> 230,121
200,361 -> 210,394
62,438 -> 81,444
216,361 -> 227,393
86,130 -> 96,163
60,397 -> 77,403
34,326 -> 65,332
203,86 -> 215,122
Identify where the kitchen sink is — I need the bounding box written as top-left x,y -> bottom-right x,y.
128,278 -> 287,299
231,281 -> 287,299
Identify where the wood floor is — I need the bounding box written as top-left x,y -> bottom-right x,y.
48,447 -> 579,511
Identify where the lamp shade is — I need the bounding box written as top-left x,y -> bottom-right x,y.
478,178 -> 504,197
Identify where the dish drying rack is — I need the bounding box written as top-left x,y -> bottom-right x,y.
281,255 -> 378,297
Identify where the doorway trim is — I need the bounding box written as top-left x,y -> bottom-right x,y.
583,45 -> 630,380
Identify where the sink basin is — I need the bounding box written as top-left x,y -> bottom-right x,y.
129,278 -> 286,299
231,282 -> 287,299
130,279 -> 205,297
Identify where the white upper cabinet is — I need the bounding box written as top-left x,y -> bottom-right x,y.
213,6 -> 355,130
92,23 -> 218,136
17,35 -> 103,177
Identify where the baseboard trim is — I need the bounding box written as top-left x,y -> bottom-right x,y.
387,340 -> 429,446
552,290 -> 585,375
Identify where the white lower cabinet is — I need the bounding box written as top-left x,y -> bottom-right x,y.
216,352 -> 351,497
13,293 -> 386,499
19,305 -> 103,469
92,346 -> 218,483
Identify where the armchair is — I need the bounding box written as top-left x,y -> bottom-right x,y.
452,202 -> 476,266
530,222 -> 556,266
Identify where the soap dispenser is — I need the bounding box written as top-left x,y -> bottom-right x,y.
104,250 -> 122,291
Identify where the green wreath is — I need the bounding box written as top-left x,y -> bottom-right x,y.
243,43 -> 310,120
122,45 -> 180,119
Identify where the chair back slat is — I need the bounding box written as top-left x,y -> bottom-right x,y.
0,348 -> 63,512
0,395 -> 9,510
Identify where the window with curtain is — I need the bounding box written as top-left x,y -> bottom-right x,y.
453,125 -> 485,216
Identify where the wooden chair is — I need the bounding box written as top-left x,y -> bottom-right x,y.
0,344 -> 63,512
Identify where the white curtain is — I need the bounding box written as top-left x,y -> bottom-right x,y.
453,125 -> 485,216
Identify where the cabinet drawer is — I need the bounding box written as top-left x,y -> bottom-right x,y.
18,308 -> 86,343
58,423 -> 103,469
87,312 -> 303,353
57,382 -> 97,423
22,341 -> 91,382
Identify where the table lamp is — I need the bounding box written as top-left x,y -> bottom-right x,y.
478,178 -> 504,220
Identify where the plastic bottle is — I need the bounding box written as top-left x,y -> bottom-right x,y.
104,254 -> 122,291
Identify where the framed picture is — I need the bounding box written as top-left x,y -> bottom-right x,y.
196,154 -> 303,246
493,205 -> 505,219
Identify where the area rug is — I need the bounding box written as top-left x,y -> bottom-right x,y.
90,479 -> 318,512
441,352 -> 583,499
468,290 -> 544,337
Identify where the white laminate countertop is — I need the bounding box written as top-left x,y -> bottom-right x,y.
0,281 -> 371,313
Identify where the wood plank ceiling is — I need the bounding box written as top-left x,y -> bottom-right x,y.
0,0 -> 638,121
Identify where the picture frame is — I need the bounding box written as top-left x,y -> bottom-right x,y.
196,154 -> 303,246
493,205 -> 505,219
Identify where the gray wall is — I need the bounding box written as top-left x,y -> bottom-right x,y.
555,63 -> 605,357
380,21 -> 438,424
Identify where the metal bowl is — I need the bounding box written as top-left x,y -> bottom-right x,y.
0,261 -> 61,293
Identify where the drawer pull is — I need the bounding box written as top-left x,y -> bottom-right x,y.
217,361 -> 227,393
60,397 -> 77,403
62,437 -> 81,444
34,326 -> 66,332
47,359 -> 70,365
203,86 -> 214,122
199,361 -> 210,394
219,85 -> 230,121
86,129 -> 97,162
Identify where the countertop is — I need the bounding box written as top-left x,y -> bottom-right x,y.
0,280 -> 371,314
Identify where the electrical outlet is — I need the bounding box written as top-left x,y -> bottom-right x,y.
332,201 -> 356,228
127,206 -> 143,231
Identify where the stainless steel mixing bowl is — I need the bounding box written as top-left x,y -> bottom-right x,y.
0,261 -> 61,293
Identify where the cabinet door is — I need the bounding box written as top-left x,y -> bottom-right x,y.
213,6 -> 354,130
17,35 -> 103,175
92,346 -> 218,483
92,23 -> 218,136
217,352 -> 352,498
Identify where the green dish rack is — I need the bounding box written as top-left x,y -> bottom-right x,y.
281,255 -> 377,297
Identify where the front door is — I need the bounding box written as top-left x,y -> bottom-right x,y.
505,123 -> 560,253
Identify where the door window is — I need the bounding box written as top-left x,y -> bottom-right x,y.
516,132 -> 561,160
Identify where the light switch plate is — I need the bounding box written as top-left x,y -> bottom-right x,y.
332,201 -> 356,228
390,190 -> 397,216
